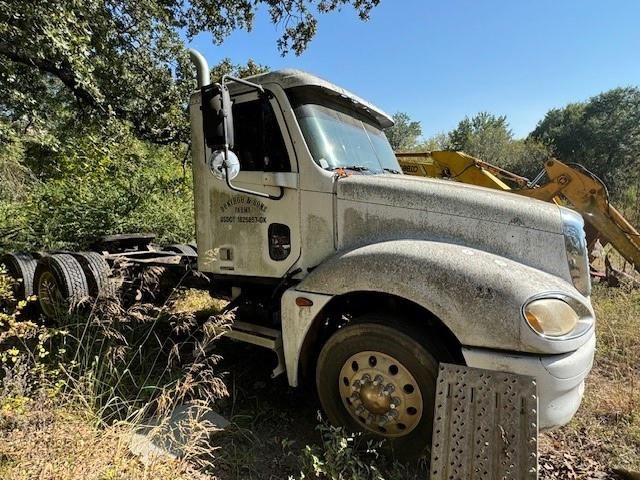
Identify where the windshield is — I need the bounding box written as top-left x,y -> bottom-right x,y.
289,96 -> 402,174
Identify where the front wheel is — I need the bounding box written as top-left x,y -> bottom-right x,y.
316,320 -> 441,458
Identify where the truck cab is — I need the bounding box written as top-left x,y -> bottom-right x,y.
188,51 -> 595,456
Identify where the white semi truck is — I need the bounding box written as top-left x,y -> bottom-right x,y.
2,49 -> 596,457
186,50 -> 595,456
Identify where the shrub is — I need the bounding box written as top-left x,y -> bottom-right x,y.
0,119 -> 194,252
296,417 -> 421,480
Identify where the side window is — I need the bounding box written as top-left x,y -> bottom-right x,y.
231,98 -> 291,172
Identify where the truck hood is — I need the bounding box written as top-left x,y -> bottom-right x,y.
336,174 -> 572,281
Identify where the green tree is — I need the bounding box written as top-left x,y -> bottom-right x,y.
0,0 -> 381,145
531,87 -> 640,195
448,112 -> 549,178
448,112 -> 513,163
0,118 -> 196,251
415,132 -> 450,152
0,0 -> 385,252
385,112 -> 422,151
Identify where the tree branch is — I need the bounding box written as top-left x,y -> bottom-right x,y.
0,42 -> 105,113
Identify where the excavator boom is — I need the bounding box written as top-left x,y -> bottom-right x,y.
396,151 -> 640,274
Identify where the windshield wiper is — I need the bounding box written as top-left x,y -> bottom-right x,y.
383,168 -> 402,174
331,165 -> 370,172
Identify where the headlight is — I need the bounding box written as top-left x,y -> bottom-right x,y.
560,208 -> 591,296
523,295 -> 593,339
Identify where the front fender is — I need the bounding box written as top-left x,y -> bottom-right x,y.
295,240 -> 593,355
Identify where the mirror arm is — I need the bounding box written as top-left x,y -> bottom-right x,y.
222,74 -> 265,94
222,161 -> 284,200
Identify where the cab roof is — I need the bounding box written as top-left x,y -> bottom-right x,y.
239,69 -> 394,129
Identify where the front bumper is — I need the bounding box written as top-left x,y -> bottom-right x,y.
461,332 -> 596,429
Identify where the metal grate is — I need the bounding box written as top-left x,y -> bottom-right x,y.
430,363 -> 538,480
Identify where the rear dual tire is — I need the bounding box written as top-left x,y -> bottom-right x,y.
34,252 -> 115,320
71,252 -> 116,299
34,254 -> 89,319
1,252 -> 40,300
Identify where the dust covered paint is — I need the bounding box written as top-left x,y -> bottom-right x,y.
335,174 -> 572,283
294,239 -> 593,355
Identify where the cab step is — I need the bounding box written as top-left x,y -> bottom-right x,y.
223,320 -> 285,379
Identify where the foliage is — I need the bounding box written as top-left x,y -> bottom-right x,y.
0,331 -> 214,480
210,58 -> 269,84
414,133 -> 449,152
447,112 -> 551,178
0,0 -> 380,145
530,87 -> 640,196
0,120 -> 34,202
390,111 -> 550,180
0,267 -> 41,365
385,112 -> 422,151
0,53 -> 271,252
448,112 -> 511,156
297,418 -> 414,480
0,0 -> 279,253
0,118 -> 195,251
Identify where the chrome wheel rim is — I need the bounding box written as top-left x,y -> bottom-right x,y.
339,350 -> 423,437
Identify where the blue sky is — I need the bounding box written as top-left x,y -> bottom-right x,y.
188,0 -> 640,139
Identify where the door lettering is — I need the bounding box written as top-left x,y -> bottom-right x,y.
220,195 -> 268,224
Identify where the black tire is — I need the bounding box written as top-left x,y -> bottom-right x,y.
34,254 -> 89,319
165,244 -> 197,256
316,319 -> 443,459
0,252 -> 38,300
71,252 -> 116,299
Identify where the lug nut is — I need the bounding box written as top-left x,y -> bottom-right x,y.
382,384 -> 395,396
373,375 -> 384,386
361,374 -> 371,383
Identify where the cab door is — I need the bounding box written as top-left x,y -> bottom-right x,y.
195,90 -> 301,278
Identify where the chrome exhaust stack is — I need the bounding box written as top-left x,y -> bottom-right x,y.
188,48 -> 210,88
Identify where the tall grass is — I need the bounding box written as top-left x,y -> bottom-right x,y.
0,267 -> 233,477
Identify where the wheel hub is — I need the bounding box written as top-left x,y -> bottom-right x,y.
359,382 -> 390,414
339,351 -> 423,437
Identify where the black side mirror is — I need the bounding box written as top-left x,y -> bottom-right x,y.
201,83 -> 234,149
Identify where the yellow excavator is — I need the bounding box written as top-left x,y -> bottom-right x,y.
396,151 -> 640,276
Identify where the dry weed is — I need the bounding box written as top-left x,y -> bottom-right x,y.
0,392 -> 209,480
540,285 -> 640,477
